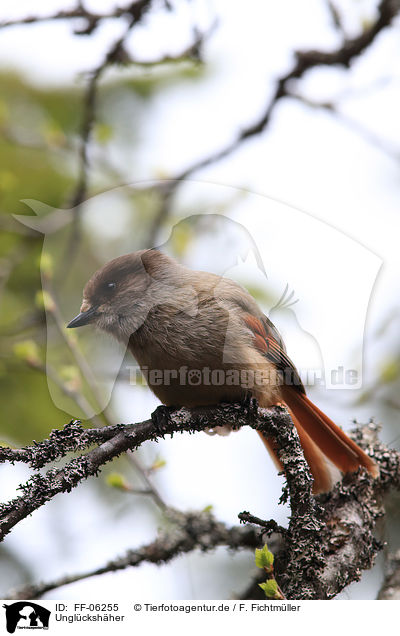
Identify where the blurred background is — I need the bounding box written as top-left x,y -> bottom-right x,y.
0,0 -> 399,600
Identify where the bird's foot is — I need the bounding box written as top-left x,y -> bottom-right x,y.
151,405 -> 173,438
241,392 -> 259,419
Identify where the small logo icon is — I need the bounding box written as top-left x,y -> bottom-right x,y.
2,602 -> 50,634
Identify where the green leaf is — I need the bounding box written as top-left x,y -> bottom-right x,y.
106,472 -> 129,490
380,359 -> 400,384
202,504 -> 213,513
0,440 -> 14,448
13,340 -> 41,366
255,544 -> 274,571
259,579 -> 279,598
35,290 -> 55,312
59,365 -> 81,392
95,122 -> 113,144
150,457 -> 166,471
38,252 -> 54,279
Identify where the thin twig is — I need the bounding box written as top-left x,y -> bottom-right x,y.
0,2 -> 152,31
145,0 -> 400,246
238,512 -> 287,537
63,0 -> 155,265
126,450 -> 167,510
5,508 -> 260,600
288,92 -> 400,161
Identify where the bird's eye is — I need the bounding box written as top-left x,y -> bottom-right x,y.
105,282 -> 116,291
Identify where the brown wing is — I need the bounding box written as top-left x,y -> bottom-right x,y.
243,313 -> 305,393
243,311 -> 378,492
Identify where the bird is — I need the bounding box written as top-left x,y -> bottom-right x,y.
67,248 -> 378,493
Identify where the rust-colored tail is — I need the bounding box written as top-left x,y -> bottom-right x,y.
259,389 -> 378,494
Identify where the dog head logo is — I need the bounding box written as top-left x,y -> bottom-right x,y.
3,602 -> 50,633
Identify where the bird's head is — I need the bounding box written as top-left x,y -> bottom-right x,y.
67,249 -> 179,341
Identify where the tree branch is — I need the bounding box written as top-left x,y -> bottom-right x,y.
378,549 -> 400,599
0,403 -> 288,540
56,0 -> 211,267
287,92 -> 400,161
0,1 -> 153,33
274,422 -> 399,599
145,0 -> 400,246
5,508 -> 261,600
63,0 -> 155,265
1,401 -> 399,599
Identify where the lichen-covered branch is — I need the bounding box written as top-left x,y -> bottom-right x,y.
0,403 -> 289,541
1,401 -> 399,599
6,508 -> 261,600
273,422 -> 399,599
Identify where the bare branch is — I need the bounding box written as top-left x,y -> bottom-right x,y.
6,509 -> 260,600
58,0 -> 211,265
63,0 -> 155,264
288,92 -> 400,161
145,0 -> 400,246
325,0 -> 346,35
125,449 -> 168,510
0,2 -> 152,33
378,549 -> 400,599
238,512 -> 287,537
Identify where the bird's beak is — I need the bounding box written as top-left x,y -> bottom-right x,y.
67,305 -> 99,328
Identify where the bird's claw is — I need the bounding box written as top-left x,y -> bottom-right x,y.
241,392 -> 258,419
151,405 -> 172,438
